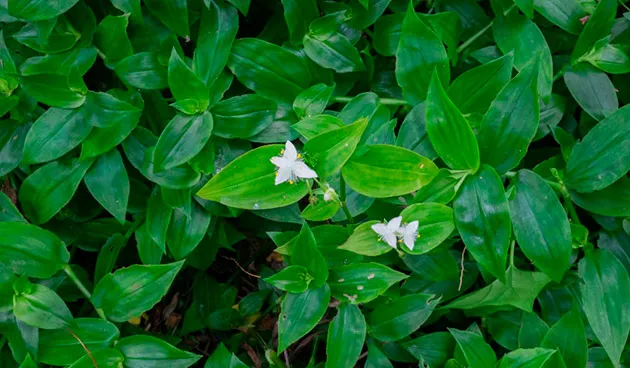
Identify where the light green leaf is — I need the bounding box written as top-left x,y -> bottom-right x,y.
204,343 -> 247,368
293,115 -> 344,140
293,83 -> 334,119
342,144 -> 438,198
116,335 -> 201,368
540,308 -> 587,368
168,50 -> 209,113
498,348 -> 555,368
572,0 -> 617,60
328,263 -> 407,304
8,0 -> 79,21
14,279 -> 73,329
264,265 -> 312,293
426,71 -> 480,171
196,144 -> 310,210
449,329 -> 497,368
400,203 -> 455,254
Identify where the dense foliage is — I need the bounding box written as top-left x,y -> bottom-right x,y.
2,0 -> 630,367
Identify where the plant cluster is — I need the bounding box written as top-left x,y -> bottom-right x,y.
1,0 -> 630,367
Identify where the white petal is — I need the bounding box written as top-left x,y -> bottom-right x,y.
283,141 -> 298,161
383,232 -> 397,248
403,233 -> 415,251
292,161 -> 318,179
275,167 -> 292,185
271,156 -> 289,168
371,223 -> 388,237
405,221 -> 419,234
387,216 -> 402,231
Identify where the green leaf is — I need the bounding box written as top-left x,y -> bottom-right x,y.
281,0 -> 318,46
116,335 -> 201,368
212,95 -> 276,139
0,192 -> 26,223
533,0 -> 585,34
153,112 -> 213,172
196,144 -> 310,210
572,0 -> 617,60
570,177 -> 630,217
23,107 -> 90,164
454,165 -> 511,282
396,103 -> 437,160
328,262 -> 407,304
293,115 -> 344,140
369,294 -> 439,342
579,250 -> 630,366
115,52 -> 168,90
564,105 -> 630,192
18,354 -> 36,368
304,32 -> 365,74
91,261 -> 184,322
20,73 -> 86,108
540,308 -> 587,368
445,267 -> 551,313
338,221 -> 396,256
498,348 -> 555,368
402,332 -> 455,367
14,279 -> 73,329
447,52 -> 513,115
293,83 -> 334,119
94,234 -> 127,284
166,203 -> 211,260
39,318 -> 119,366
303,118 -> 366,179
68,348 -> 124,368
146,187 -> 172,251
514,0 -> 534,18
509,170 -> 572,282
0,222 -> 69,278
477,59 -> 540,174
0,122 -> 28,177
278,283 -> 330,353
19,47 -> 97,77
291,223 -> 328,287
493,13 -> 553,101
19,158 -> 94,224
581,38 -> 630,74
110,0 -> 142,21
365,340 -> 394,368
426,71 -> 480,171
84,149 -> 129,224
194,0 -> 238,88
204,343 -> 247,368
412,168 -> 458,204
94,15 -> 133,66
84,91 -> 142,129
301,199 -> 340,222
8,0 -> 79,21
395,4 -> 449,105
449,329 -> 497,368
400,203 -> 455,254
264,265 -> 312,293
564,63 -> 618,121
342,144 -> 438,198
135,223 -> 163,265
228,38 -> 311,104
168,50 -> 209,113
326,303 -> 366,368
144,0 -> 189,36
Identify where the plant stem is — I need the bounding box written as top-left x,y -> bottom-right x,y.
63,265 -> 107,320
564,196 -> 581,224
456,4 -> 517,54
338,176 -> 354,224
553,69 -> 565,82
331,96 -> 408,106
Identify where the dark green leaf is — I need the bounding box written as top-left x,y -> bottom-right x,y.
264,265 -> 311,293
369,294 -> 439,342
326,303 -> 366,368
304,32 -> 365,73
166,203 -> 211,260
14,279 -> 73,329
116,335 -> 201,368
572,0 -> 617,60
153,112 -> 213,171
281,0 -> 318,46
204,343 -> 247,368
20,73 -> 86,108
564,63 -> 618,121
293,83 -> 334,119
540,308 -> 587,368
449,329 -> 497,368
84,149 -> 129,224
168,50 -> 209,113
291,223 -> 328,287
94,15 -> 133,66
277,284 -> 330,353
115,52 -> 168,90
144,0 -> 189,36
570,177 -> 630,217
454,165 -> 511,282
212,95 -> 276,139
8,0 -> 79,21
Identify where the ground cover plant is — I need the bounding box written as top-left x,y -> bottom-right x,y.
2,0 -> 630,367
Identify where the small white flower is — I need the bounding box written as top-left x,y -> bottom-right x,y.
323,186 -> 338,202
270,141 -> 317,185
371,216 -> 402,248
397,221 -> 419,251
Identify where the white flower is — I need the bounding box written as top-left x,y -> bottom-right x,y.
397,221 -> 419,251
323,186 -> 337,202
270,141 -> 317,185
371,216 -> 402,248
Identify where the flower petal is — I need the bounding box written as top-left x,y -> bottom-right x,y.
271,156 -> 289,168
283,141 -> 298,161
293,161 -> 318,179
275,166 -> 292,185
387,216 -> 402,231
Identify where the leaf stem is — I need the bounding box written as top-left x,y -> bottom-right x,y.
331,96 -> 408,106
338,176 -> 354,224
564,196 -> 581,225
456,4 -> 517,54
63,265 -> 107,320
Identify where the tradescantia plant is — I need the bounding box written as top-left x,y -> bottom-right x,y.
3,0 -> 630,366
